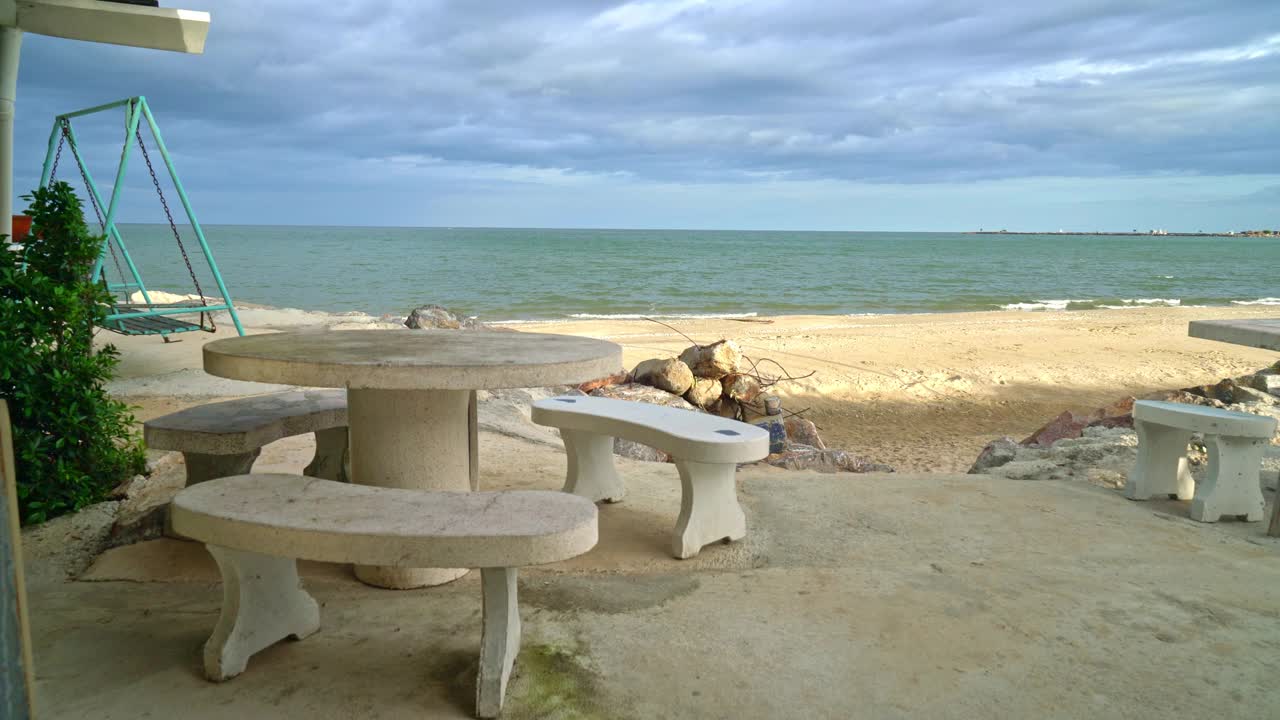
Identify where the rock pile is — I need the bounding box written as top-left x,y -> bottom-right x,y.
970,361 -> 1280,487
586,339 -> 892,473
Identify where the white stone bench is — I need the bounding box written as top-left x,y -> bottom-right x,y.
144,390 -> 350,485
530,395 -> 770,559
1124,400 -> 1278,522
170,474 -> 598,718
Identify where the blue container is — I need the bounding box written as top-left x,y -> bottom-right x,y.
755,416 -> 787,454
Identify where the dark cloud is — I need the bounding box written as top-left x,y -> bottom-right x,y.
10,0 -> 1280,226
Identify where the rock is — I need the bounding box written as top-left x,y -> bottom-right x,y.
987,459 -> 1065,481
591,382 -> 698,410
1232,385 -> 1278,406
614,439 -> 671,463
678,340 -> 742,380
109,472 -> 185,548
1183,378 -> 1239,404
684,377 -> 722,408
632,358 -> 695,395
592,383 -> 698,410
1021,410 -> 1094,447
707,397 -> 740,419
721,373 -> 762,404
968,436 -> 1020,473
1138,388 -> 1225,409
1087,396 -> 1136,429
784,417 -> 825,450
578,372 -> 629,394
404,304 -> 484,330
1234,401 -> 1280,443
972,426 -> 1143,484
476,387 -> 580,448
765,446 -> 894,473
20,501 -> 121,584
1252,371 -> 1280,396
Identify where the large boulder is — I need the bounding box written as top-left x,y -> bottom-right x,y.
678,340 -> 742,380
721,373 -> 762,404
1252,370 -> 1280,396
1182,378 -> 1240,404
404,304 -> 484,330
974,426 -> 1144,489
684,377 -> 722,409
784,417 -> 825,449
1021,410 -> 1095,448
968,436 -> 1020,473
632,358 -> 694,395
1087,396 -> 1136,429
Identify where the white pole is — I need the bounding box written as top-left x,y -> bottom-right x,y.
0,25 -> 19,240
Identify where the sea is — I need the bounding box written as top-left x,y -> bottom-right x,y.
112,224 -> 1280,321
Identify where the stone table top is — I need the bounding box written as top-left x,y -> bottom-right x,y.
1188,318 -> 1280,352
203,329 -> 623,390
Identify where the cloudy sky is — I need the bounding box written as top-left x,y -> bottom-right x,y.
12,0 -> 1280,230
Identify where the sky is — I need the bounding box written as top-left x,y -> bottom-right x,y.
11,0 -> 1280,231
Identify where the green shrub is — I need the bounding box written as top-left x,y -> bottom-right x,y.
0,181 -> 145,524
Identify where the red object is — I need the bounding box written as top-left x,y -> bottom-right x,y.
10,215 -> 31,242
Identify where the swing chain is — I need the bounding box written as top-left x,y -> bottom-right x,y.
53,120 -> 128,297
135,125 -> 215,330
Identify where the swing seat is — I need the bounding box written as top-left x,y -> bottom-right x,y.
104,304 -> 214,336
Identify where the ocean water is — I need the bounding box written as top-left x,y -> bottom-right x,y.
110,225 -> 1280,320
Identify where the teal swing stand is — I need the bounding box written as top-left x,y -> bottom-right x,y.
37,96 -> 244,338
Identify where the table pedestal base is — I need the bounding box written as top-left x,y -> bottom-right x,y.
348,387 -> 472,589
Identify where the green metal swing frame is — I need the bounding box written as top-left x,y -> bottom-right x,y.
37,96 -> 244,337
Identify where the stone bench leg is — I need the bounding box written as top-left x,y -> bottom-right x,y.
304,427 -> 349,482
673,460 -> 746,559
202,545 -> 320,682
1189,435 -> 1267,523
560,429 -> 625,503
476,567 -> 521,719
469,390 -> 479,491
1124,422 -> 1194,501
183,450 -> 261,486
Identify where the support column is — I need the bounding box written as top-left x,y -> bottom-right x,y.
561,429 -> 624,503
476,567 -> 521,719
203,545 -> 320,682
182,450 -> 260,486
1190,435 -> 1267,522
0,27 -> 22,240
1124,423 -> 1194,501
672,460 -> 746,559
348,387 -> 471,589
304,427 -> 348,482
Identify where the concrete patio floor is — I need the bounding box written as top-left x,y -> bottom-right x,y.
25,433 -> 1280,719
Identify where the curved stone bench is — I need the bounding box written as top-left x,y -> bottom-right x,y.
171,474 -> 598,718
144,390 -> 350,485
531,395 -> 769,559
1124,400 -> 1278,522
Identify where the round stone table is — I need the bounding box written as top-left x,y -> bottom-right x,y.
203,328 -> 622,589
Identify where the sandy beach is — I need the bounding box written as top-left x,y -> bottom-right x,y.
110,304 -> 1280,473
